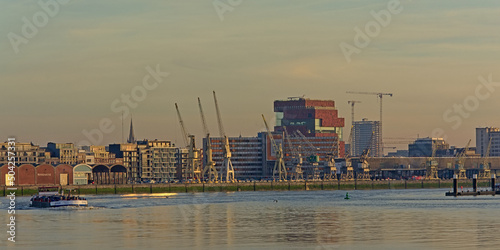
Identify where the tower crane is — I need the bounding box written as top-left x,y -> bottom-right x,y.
295,130 -> 321,180
213,91 -> 235,183
455,139 -> 471,179
198,98 -> 218,183
283,127 -> 303,181
262,114 -> 287,181
347,100 -> 361,155
478,138 -> 492,179
346,91 -> 393,157
425,142 -> 439,180
175,103 -> 201,181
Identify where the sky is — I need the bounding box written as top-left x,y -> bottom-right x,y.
1,0 -> 500,151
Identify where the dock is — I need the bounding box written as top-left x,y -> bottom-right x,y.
445,174 -> 498,197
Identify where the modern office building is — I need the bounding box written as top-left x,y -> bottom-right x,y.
205,136 -> 264,179
352,119 -> 380,157
476,127 -> 500,157
408,137 -> 449,157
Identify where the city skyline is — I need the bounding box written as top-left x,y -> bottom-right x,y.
2,0 -> 500,149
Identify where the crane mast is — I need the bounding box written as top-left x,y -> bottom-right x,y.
355,130 -> 374,180
478,138 -> 492,179
175,103 -> 201,181
262,114 -> 287,181
455,139 -> 471,179
340,126 -> 354,180
213,91 -> 235,183
425,141 -> 439,180
284,127 -> 303,181
198,97 -> 218,182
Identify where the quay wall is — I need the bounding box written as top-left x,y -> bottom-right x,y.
2,179 -> 493,196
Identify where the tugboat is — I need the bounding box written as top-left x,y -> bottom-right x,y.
30,187 -> 88,208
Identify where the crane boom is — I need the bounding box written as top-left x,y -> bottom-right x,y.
175,103 -> 189,147
483,138 -> 492,169
262,114 -> 287,181
262,114 -> 279,154
213,91 -> 226,138
198,97 -> 209,136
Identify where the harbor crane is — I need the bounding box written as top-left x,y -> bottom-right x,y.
323,131 -> 339,180
175,103 -> 201,181
213,91 -> 235,183
478,138 -> 492,179
346,91 -> 393,156
341,126 -> 354,180
455,139 -> 471,179
355,130 -> 375,180
283,127 -> 303,181
198,98 -> 218,183
295,130 -> 321,180
262,114 -> 287,181
425,142 -> 439,180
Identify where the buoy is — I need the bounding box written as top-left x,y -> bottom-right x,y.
344,192 -> 350,200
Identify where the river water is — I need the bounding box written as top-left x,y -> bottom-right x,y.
2,189 -> 500,249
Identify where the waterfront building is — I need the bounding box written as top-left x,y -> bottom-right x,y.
352,119 -> 381,157
47,142 -> 78,165
205,136 -> 263,179
273,97 -> 345,158
408,137 -> 449,157
0,142 -> 46,165
476,127 -> 500,157
109,143 -> 139,183
137,139 -> 178,183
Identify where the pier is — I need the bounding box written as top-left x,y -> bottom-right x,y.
445,174 -> 498,196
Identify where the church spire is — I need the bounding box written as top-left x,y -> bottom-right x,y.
127,117 -> 136,143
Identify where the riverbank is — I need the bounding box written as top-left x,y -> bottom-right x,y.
2,179 -> 493,196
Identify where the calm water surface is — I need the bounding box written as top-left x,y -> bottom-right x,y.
2,189 -> 500,249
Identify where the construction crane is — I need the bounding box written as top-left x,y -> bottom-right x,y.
341,126 -> 354,180
198,97 -> 218,183
348,100 -> 361,126
478,138 -> 492,179
262,114 -> 287,181
455,139 -> 471,179
213,91 -> 235,183
295,130 -> 321,180
346,91 -> 393,157
175,103 -> 201,182
347,100 -> 361,155
283,127 -> 303,181
425,142 -> 439,180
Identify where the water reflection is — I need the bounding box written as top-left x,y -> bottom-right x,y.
9,189 -> 500,249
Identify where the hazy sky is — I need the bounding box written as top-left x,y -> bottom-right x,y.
1,0 -> 500,150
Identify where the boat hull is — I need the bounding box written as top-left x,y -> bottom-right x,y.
30,200 -> 88,208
